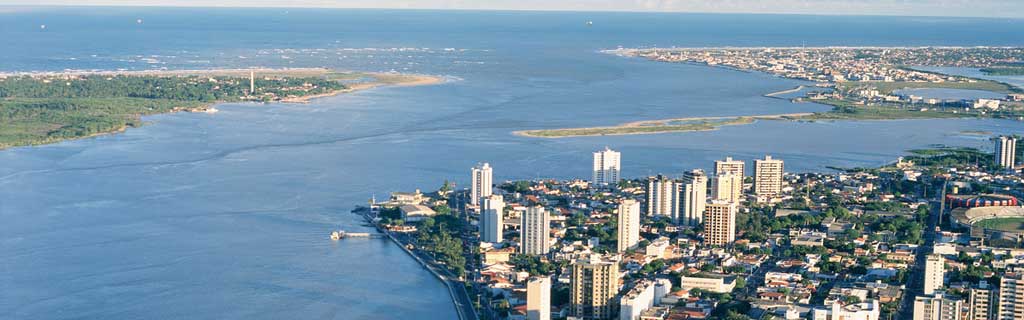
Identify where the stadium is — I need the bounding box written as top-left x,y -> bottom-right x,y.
949,194 -> 1024,246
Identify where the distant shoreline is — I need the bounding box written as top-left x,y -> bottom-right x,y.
0,68 -> 445,150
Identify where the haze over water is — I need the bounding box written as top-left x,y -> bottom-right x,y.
1,7 -> 1023,319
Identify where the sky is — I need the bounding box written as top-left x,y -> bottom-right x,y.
4,0 -> 1024,18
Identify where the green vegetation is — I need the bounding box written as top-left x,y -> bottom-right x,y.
835,79 -> 1021,95
796,100 -> 973,121
0,73 -> 346,149
975,217 -> 1024,232
415,214 -> 467,277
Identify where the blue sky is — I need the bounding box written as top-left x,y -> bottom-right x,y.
6,0 -> 1024,18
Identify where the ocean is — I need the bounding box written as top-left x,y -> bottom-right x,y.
1,7 -> 1023,319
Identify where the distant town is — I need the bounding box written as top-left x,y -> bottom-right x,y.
615,47 -> 1024,118
346,134 -> 1024,320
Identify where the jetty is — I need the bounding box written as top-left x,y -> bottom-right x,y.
330,230 -> 384,240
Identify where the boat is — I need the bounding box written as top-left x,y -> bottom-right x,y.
330,231 -> 343,240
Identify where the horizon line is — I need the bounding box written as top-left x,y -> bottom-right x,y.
3,4 -> 1024,20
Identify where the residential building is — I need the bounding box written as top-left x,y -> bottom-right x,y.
617,199 -> 641,252
712,173 -> 743,203
703,200 -> 737,246
714,156 -> 745,177
811,299 -> 881,320
528,276 -> 552,320
679,169 -> 708,226
521,206 -> 551,255
754,155 -> 784,200
593,147 -> 621,186
646,175 -> 678,218
471,162 -> 493,206
481,194 -> 505,243
968,281 -> 995,320
619,279 -> 671,320
914,291 -> 962,320
995,135 -> 1017,169
999,273 -> 1024,320
924,254 -> 944,295
571,255 -> 620,320
679,273 -> 736,293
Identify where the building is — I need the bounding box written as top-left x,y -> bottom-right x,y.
999,273 -> 1024,320
679,273 -> 736,293
521,206 -> 550,255
924,254 -> 944,295
754,155 -> 784,200
619,279 -> 672,320
527,276 -> 552,320
968,281 -> 995,320
593,147 -> 621,186
714,156 -> 745,177
471,162 -> 494,206
995,136 -> 1017,169
481,194 -> 505,243
399,204 -> 437,222
914,292 -> 962,320
646,175 -> 679,218
712,173 -> 743,203
811,299 -> 881,320
679,169 -> 708,226
703,201 -> 737,246
617,199 -> 641,253
571,255 -> 620,320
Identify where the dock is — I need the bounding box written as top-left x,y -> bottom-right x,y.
330,230 -> 385,240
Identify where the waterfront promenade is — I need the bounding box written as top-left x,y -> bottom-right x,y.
361,211 -> 479,320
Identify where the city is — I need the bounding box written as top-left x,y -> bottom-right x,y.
362,137 -> 1023,320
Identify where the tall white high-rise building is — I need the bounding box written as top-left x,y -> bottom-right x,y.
754,155 -> 784,200
995,136 -> 1018,169
968,281 -> 995,320
481,194 -> 505,243
646,175 -> 679,218
715,156 -> 745,177
592,147 -> 621,186
713,173 -> 743,203
617,199 -> 641,252
914,291 -> 962,320
521,206 -> 550,255
527,276 -> 551,320
999,273 -> 1024,320
679,169 -> 708,226
924,254 -> 945,295
703,200 -> 737,246
471,163 -> 493,206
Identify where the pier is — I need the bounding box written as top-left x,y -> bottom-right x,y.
330,230 -> 385,240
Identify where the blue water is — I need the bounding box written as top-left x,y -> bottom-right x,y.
2,7 -> 1024,320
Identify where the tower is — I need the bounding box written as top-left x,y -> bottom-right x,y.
521,206 -> 550,255
571,255 -> 619,320
471,163 -> 493,207
995,135 -> 1017,169
679,169 -> 708,226
617,199 -> 640,252
754,155 -> 784,201
481,195 -> 505,243
592,147 -> 621,186
646,175 -> 679,218
703,201 -> 737,246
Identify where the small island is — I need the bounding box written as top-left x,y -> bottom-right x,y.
0,68 -> 441,149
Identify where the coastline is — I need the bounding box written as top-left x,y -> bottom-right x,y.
0,69 -> 444,150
